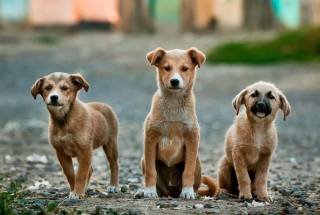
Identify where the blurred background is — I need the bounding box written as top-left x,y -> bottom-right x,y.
0,0 -> 319,214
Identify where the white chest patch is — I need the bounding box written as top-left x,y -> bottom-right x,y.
255,131 -> 267,149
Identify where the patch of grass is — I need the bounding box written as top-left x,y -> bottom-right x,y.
0,181 -> 21,215
207,28 -> 320,64
0,180 -> 59,215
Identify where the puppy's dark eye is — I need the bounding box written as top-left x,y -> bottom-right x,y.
45,85 -> 52,91
164,66 -> 171,72
267,92 -> 275,99
250,90 -> 259,98
61,86 -> 69,91
181,66 -> 189,72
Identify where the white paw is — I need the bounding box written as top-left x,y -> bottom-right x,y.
180,187 -> 196,199
144,186 -> 158,198
68,191 -> 80,199
107,185 -> 119,193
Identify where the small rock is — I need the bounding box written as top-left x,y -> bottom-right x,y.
129,184 -> 140,190
121,185 -> 128,193
193,203 -> 204,209
26,154 -> 48,164
299,198 -> 315,207
127,208 -> 143,215
47,187 -> 58,194
40,191 -> 50,197
244,200 -> 265,208
279,188 -> 291,196
28,180 -> 51,190
206,207 -> 221,214
127,178 -> 139,183
292,190 -> 304,198
87,188 -> 98,196
283,206 -> 296,214
5,155 -> 13,162
134,189 -> 144,199
157,202 -> 178,208
61,198 -> 82,206
98,191 -> 109,198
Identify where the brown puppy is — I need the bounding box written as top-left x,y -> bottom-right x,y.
141,47 -> 219,199
218,81 -> 291,201
31,72 -> 119,199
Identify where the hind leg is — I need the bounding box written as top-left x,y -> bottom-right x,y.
218,157 -> 238,195
103,137 -> 119,193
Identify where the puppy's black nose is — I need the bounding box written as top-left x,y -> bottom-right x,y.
257,102 -> 266,110
50,95 -> 59,102
170,79 -> 180,87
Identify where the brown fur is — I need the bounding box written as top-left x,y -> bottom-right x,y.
141,47 -> 218,199
31,72 -> 119,198
218,81 -> 291,201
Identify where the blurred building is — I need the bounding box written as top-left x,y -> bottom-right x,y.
0,0 -> 319,31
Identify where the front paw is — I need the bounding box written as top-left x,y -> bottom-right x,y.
255,192 -> 272,202
180,187 -> 196,199
239,191 -> 252,201
69,191 -> 82,199
144,186 -> 158,198
107,185 -> 119,193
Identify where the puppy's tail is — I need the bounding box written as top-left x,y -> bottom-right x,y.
198,175 -> 220,197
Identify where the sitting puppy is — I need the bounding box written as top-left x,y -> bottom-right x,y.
218,81 -> 291,201
141,47 -> 219,199
31,72 -> 119,199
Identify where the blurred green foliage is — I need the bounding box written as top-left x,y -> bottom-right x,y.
207,28 -> 320,64
0,180 -> 59,215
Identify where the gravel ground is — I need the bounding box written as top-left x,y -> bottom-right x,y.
0,30 -> 319,214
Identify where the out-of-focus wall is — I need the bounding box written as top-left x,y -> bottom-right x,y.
301,0 -> 320,26
29,0 -> 77,25
29,0 -> 119,26
75,0 -> 119,24
0,0 -> 28,23
213,0 -> 243,29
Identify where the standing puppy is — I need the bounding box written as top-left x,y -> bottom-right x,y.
31,72 -> 119,199
141,47 -> 219,199
218,81 -> 291,201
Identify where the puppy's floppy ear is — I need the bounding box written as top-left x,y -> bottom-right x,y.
232,88 -> 248,115
278,91 -> 291,121
31,77 -> 45,99
70,73 -> 89,92
187,47 -> 206,68
146,47 -> 166,66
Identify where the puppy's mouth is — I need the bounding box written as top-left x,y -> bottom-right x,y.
255,112 -> 267,118
167,85 -> 183,91
47,103 -> 64,107
251,109 -> 272,118
168,87 -> 182,91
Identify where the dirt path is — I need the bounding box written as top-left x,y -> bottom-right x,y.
0,31 -> 319,214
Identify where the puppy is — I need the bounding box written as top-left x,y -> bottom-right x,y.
31,72 -> 119,199
141,47 -> 219,199
218,81 -> 291,201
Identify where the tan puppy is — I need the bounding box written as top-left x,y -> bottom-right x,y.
31,72 -> 119,199
218,81 -> 291,201
141,47 -> 219,199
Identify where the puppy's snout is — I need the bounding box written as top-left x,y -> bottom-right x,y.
257,102 -> 266,110
50,94 -> 59,102
170,79 -> 180,87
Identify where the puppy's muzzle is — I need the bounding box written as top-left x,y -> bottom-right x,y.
251,100 -> 272,118
170,79 -> 180,88
48,94 -> 63,106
